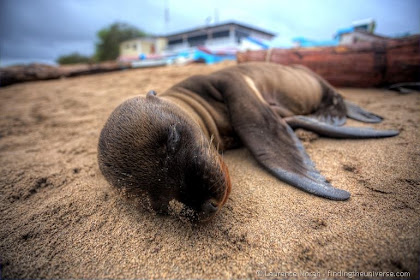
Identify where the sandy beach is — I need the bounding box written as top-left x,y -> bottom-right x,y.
0,62 -> 419,279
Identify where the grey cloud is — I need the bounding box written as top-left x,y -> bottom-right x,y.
0,0 -> 419,66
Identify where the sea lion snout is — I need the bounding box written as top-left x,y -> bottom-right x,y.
195,156 -> 231,222
178,144 -> 231,222
198,199 -> 219,221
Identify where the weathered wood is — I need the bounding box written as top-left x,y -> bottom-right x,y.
237,35 -> 420,87
0,61 -> 131,87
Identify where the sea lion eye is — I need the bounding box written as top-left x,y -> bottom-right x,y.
167,123 -> 180,154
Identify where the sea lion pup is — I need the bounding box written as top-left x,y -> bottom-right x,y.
98,62 -> 399,221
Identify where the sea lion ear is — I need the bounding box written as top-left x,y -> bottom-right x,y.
167,123 -> 180,154
146,90 -> 157,98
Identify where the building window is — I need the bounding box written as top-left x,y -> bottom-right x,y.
235,30 -> 250,43
188,34 -> 208,47
168,38 -> 183,46
212,30 -> 229,39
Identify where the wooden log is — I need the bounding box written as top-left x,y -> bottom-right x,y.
237,35 -> 420,87
0,61 -> 131,87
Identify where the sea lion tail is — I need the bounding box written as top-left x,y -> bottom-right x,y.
285,116 -> 399,138
344,100 -> 383,123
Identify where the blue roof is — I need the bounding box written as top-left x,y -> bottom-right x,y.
335,26 -> 355,38
292,37 -> 339,47
292,25 -> 357,47
245,36 -> 270,49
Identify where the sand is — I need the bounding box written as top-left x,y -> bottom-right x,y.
0,62 -> 419,279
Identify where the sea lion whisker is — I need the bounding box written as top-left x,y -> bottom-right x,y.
209,134 -> 214,146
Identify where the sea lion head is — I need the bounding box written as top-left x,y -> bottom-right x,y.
98,91 -> 231,222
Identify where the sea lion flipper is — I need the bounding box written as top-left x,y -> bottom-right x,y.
344,100 -> 383,123
271,123 -> 350,200
220,76 -> 350,200
226,105 -> 349,199
285,116 -> 399,138
270,166 -> 351,200
313,90 -> 347,126
244,119 -> 350,200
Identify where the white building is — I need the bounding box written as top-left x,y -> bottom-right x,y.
119,21 -> 275,62
337,18 -> 388,45
165,21 -> 275,52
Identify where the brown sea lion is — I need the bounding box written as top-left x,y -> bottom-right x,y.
98,62 -> 398,221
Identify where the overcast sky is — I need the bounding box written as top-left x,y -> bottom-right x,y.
0,0 -> 419,66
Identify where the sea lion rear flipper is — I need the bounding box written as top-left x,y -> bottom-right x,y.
285,116 -> 399,138
296,65 -> 382,125
312,89 -> 347,126
344,100 -> 383,123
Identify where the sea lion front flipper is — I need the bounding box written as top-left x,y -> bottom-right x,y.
224,100 -> 350,199
344,100 -> 383,123
272,124 -> 351,200
238,116 -> 350,200
285,116 -> 399,138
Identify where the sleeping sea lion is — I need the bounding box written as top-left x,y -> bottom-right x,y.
97,62 -> 399,222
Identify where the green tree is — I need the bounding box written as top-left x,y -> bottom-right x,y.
95,22 -> 147,61
56,52 -> 92,65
